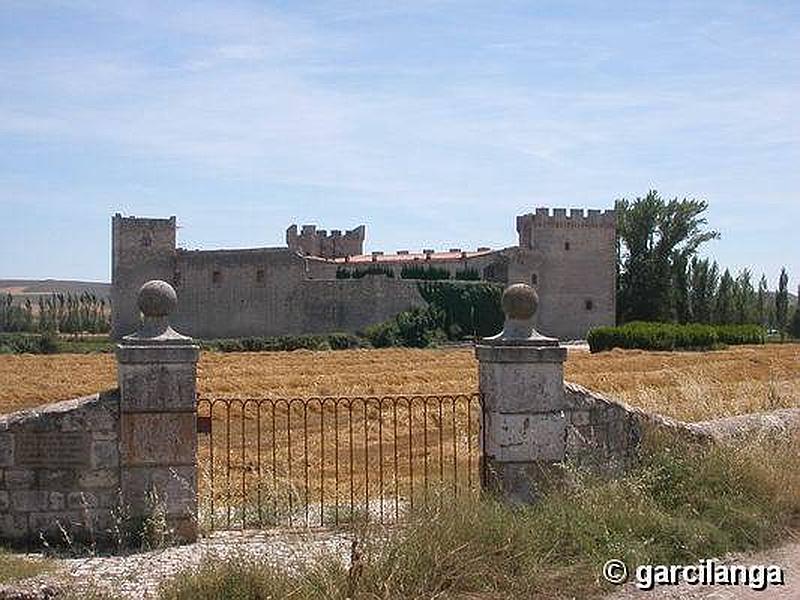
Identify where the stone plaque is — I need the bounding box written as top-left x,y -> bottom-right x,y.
15,432 -> 91,468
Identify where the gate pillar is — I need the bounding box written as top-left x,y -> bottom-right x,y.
116,280 -> 200,543
475,283 -> 567,503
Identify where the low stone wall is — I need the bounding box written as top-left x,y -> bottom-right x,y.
0,391 -> 120,547
563,381 -> 800,474
563,381 -> 643,473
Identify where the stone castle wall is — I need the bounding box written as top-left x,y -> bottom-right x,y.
0,392 -> 120,546
111,209 -> 616,341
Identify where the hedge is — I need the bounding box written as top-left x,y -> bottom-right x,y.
0,332 -> 61,354
202,333 -> 366,353
587,322 -> 766,352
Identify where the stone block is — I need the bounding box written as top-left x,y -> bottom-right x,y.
116,345 -> 199,368
5,469 -> 35,489
0,433 -> 14,467
0,491 -> 9,511
68,491 -> 98,509
48,492 -> 65,511
59,404 -> 116,433
78,469 -> 118,489
119,412 -> 196,466
0,513 -> 28,539
37,469 -> 78,488
483,412 -> 566,462
10,490 -> 49,512
569,410 -> 591,426
480,362 -> 566,413
590,406 -> 607,425
91,440 -> 119,469
119,363 -> 197,413
475,345 -> 567,364
28,511 -> 84,539
120,466 -> 196,516
482,460 -> 565,504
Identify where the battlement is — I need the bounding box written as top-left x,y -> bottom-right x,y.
516,208 -> 615,249
286,223 -> 365,258
112,213 -> 176,230
518,207 -> 615,229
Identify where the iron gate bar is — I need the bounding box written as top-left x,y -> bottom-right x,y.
196,393 -> 483,531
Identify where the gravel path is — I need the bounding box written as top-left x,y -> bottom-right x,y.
607,540 -> 799,600
7,529 -> 353,599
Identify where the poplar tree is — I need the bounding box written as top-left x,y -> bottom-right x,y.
756,274 -> 769,326
616,190 -> 719,323
775,267 -> 789,338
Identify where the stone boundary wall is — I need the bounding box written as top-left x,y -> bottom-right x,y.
0,391 -> 120,547
563,381 -> 800,474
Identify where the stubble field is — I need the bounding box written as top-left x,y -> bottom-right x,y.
0,343 -> 797,422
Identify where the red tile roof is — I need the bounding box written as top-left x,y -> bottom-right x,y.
330,249 -> 494,263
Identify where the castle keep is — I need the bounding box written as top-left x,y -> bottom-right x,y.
111,209 -> 616,341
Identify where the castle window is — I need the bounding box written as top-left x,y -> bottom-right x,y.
531,273 -> 538,285
173,271 -> 182,287
140,233 -> 152,248
212,270 -> 222,284
585,299 -> 593,311
564,241 -> 571,251
256,269 -> 265,283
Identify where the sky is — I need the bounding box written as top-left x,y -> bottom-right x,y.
1,0 -> 798,288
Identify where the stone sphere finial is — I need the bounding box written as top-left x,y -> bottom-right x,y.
502,283 -> 538,321
137,280 -> 177,318
482,282 -> 557,345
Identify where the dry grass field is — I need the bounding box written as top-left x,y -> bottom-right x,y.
0,343 -> 796,421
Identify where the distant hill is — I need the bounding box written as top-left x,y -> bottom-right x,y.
0,279 -> 110,301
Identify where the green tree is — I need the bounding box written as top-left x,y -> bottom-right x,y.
616,190 -> 719,323
756,274 -> 769,326
714,269 -> 735,324
672,254 -> 691,323
688,257 -> 718,323
733,268 -> 756,324
790,285 -> 800,339
775,267 -> 789,338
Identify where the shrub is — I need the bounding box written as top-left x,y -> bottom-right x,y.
202,333 -> 365,353
337,266 -> 394,279
363,307 -> 446,348
0,332 -> 60,354
400,265 -> 451,280
587,322 -> 766,352
454,267 -> 480,281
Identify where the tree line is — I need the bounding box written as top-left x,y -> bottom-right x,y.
617,190 -> 798,337
0,291 -> 110,334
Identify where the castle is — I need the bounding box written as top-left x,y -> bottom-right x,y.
111,208 -> 616,341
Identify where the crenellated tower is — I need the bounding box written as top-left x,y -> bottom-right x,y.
111,214 -> 177,338
286,224 -> 365,258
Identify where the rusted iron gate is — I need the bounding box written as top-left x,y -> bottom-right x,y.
196,393 -> 483,530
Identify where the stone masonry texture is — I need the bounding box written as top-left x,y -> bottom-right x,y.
111,207 -> 616,341
0,391 -> 121,547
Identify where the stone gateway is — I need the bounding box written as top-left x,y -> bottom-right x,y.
111,208 -> 616,341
